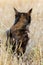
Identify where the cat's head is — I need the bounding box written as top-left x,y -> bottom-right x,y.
14,8 -> 32,26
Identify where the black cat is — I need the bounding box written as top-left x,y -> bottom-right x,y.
6,8 -> 32,56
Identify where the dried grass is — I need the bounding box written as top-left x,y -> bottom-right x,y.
0,0 -> 43,65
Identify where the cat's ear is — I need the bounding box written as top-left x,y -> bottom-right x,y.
27,8 -> 32,16
14,8 -> 19,14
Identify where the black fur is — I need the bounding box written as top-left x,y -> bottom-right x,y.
6,8 -> 32,56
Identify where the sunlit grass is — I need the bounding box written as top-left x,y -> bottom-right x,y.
0,36 -> 43,65
0,0 -> 43,64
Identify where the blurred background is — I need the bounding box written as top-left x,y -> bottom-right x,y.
0,0 -> 43,65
